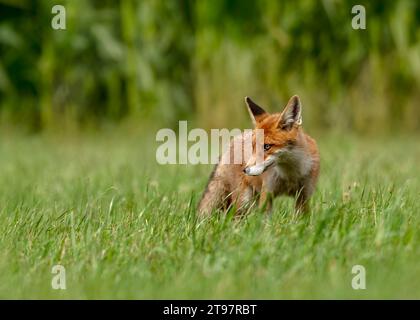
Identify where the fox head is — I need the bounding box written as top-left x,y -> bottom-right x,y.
243,95 -> 303,176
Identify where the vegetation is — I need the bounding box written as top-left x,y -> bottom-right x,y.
0,0 -> 419,132
0,132 -> 418,298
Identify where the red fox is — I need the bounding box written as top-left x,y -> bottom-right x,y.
198,95 -> 320,216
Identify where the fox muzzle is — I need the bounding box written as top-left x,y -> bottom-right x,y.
243,157 -> 275,176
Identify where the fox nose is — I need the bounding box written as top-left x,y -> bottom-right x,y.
243,167 -> 249,175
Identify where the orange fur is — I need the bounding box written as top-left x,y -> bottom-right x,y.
198,95 -> 320,217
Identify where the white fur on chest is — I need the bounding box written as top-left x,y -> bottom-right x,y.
264,147 -> 313,194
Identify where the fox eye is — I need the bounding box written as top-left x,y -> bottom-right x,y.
264,144 -> 272,151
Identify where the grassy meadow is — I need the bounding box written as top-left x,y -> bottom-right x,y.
1,0 -> 419,300
0,129 -> 418,299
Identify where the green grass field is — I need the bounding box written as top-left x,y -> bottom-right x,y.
0,130 -> 418,299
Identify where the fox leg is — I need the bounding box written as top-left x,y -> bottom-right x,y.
198,166 -> 227,217
198,180 -> 226,217
295,185 -> 311,214
295,195 -> 309,214
232,184 -> 254,215
259,187 -> 273,213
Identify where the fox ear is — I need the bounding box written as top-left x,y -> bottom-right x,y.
279,95 -> 302,130
245,97 -> 267,126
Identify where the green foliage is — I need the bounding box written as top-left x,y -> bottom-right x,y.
0,0 -> 419,132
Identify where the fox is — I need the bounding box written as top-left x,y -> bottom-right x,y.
198,95 -> 320,217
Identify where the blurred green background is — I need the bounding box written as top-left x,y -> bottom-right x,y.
0,0 -> 419,133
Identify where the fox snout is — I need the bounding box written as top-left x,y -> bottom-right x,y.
243,156 -> 275,176
243,166 -> 263,176
243,155 -> 263,176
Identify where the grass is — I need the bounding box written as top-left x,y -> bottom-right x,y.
0,129 -> 418,299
